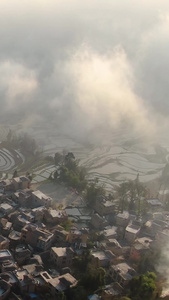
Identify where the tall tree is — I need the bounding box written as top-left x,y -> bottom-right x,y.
116,176 -> 147,214
80,266 -> 106,293
116,181 -> 129,213
54,152 -> 63,165
129,272 -> 157,300
13,169 -> 18,178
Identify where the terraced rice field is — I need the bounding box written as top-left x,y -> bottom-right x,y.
0,148 -> 24,171
0,126 -> 24,172
25,125 -> 168,191
2,124 -> 168,193
79,144 -> 165,191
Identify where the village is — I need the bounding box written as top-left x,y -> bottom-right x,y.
0,169 -> 167,299
0,0 -> 169,298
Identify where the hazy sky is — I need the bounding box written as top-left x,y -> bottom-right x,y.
1,0 -> 169,141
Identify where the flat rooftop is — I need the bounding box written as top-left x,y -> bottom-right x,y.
126,224 -> 140,234
0,203 -> 12,210
91,251 -> 108,261
15,269 -> 29,281
147,199 -> 163,206
112,263 -> 136,280
103,226 -> 117,237
117,211 -> 129,219
32,190 -> 51,200
0,250 -> 11,258
51,247 -> 73,257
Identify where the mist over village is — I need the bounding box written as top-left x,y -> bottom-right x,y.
0,1 -> 169,300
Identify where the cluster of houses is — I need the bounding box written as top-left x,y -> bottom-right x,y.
0,175 -> 167,299
86,195 -> 168,299
0,176 -> 80,299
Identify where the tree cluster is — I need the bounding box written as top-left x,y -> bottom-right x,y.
116,176 -> 147,215
128,272 -> 157,300
73,249 -> 105,297
85,179 -> 106,207
54,152 -> 87,191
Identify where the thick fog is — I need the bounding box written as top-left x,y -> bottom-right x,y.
0,0 -> 169,142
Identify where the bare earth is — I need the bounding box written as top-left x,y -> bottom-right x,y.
31,181 -> 83,208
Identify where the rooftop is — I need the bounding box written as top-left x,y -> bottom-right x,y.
147,198 -> 163,206
49,273 -> 77,290
49,209 -> 66,218
51,247 -> 74,257
24,224 -> 53,239
0,250 -> 11,259
65,207 -> 81,217
135,237 -> 153,248
20,176 -> 29,182
107,239 -> 122,248
112,263 -> 136,281
0,272 -> 18,285
126,224 -> 140,234
117,211 -> 129,219
15,269 -> 29,281
103,200 -> 115,207
103,226 -> 117,237
0,203 -> 12,210
32,190 -> 51,200
91,251 -> 108,261
13,177 -> 21,183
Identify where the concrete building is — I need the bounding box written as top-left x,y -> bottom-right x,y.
0,204 -> 14,216
0,250 -> 17,273
35,271 -> 77,297
14,269 -> 35,294
44,209 -> 68,224
0,236 -> 9,251
12,176 -> 30,191
102,226 -> 118,240
50,247 -> 74,269
109,262 -> 136,286
8,231 -> 21,247
32,207 -> 45,222
0,180 -> 13,192
0,220 -> 12,237
125,223 -> 140,243
104,239 -> 124,256
48,273 -> 77,297
14,190 -> 32,208
66,227 -> 88,245
0,279 -> 11,300
31,190 -> 53,208
100,283 -> 123,300
146,198 -> 164,212
21,224 -> 54,251
94,196 -> 116,216
116,211 -> 130,227
91,250 -> 115,268
130,237 -> 153,262
14,245 -> 31,265
0,272 -> 18,291
90,213 -> 108,230
13,215 -> 30,232
51,225 -> 68,243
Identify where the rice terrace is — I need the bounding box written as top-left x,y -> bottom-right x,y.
0,125 -> 55,181
0,147 -> 24,171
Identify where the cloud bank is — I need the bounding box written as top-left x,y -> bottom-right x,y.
0,0 -> 169,141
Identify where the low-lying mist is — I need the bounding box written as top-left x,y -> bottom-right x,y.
0,0 -> 169,146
